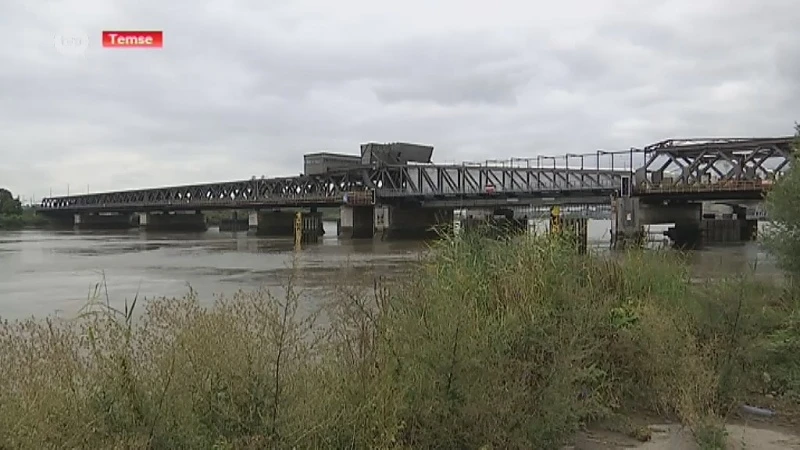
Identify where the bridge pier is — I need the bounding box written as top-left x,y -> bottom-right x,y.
699,205 -> 760,244
373,206 -> 454,240
451,208 -> 527,238
612,198 -> 704,249
219,211 -> 249,232
74,212 -> 136,230
248,210 -> 324,240
337,205 -> 374,239
139,211 -> 208,232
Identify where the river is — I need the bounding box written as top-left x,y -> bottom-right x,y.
0,220 -> 777,320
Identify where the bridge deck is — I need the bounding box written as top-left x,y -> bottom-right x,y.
34,136 -> 794,214
36,165 -> 631,213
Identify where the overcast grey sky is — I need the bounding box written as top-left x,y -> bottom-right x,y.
1,0 -> 798,201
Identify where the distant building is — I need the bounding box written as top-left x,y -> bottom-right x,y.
303,142 -> 435,175
303,153 -> 362,175
360,142 -> 434,166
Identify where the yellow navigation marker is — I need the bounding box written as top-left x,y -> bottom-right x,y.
294,211 -> 302,250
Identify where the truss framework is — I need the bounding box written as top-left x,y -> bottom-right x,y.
37,165 -> 630,213
636,137 -> 794,192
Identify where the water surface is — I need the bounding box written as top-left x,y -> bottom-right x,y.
0,221 -> 776,319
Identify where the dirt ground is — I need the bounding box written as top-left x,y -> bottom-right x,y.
568,423 -> 800,449
566,404 -> 800,449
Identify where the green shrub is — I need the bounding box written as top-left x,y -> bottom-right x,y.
0,232 -> 796,449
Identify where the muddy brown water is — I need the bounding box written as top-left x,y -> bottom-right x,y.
0,220 -> 778,320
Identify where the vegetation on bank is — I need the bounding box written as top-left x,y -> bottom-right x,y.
0,188 -> 49,229
0,128 -> 796,449
0,232 -> 798,449
763,124 -> 800,280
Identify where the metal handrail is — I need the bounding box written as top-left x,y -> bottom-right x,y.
635,180 -> 773,194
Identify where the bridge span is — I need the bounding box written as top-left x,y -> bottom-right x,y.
34,136 -> 794,247
37,163 -> 629,212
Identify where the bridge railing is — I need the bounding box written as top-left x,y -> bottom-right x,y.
634,179 -> 774,195
37,194 -> 349,211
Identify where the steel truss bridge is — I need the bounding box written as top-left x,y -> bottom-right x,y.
635,136 -> 794,200
36,136 -> 795,214
36,165 -> 630,213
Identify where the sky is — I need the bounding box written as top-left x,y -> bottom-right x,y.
1,0 -> 798,202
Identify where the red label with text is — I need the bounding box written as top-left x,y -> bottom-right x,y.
102,31 -> 163,48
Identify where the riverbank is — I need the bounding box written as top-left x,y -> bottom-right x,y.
0,209 -> 50,230
0,232 -> 797,449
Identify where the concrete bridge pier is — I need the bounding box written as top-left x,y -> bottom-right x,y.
219,211 -> 249,232
338,205 -> 375,239
449,208 -> 526,238
43,214 -> 76,229
248,210 -> 323,240
139,211 -> 207,232
698,204 -> 760,244
73,212 -> 136,230
374,206 -> 454,240
612,198 -> 704,249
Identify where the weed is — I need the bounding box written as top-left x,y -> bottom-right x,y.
0,231 -> 797,449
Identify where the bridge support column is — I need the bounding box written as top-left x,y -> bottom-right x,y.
140,211 -> 207,232
249,210 -> 323,238
219,211 -> 249,232
698,215 -> 759,244
611,198 -> 645,249
743,220 -> 758,241
665,224 -> 703,249
377,206 -> 453,240
338,205 -> 374,239
613,199 -> 704,249
250,210 -> 294,236
74,212 -> 136,230
42,214 -> 75,229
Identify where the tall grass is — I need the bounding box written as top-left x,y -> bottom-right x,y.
0,232 -> 797,449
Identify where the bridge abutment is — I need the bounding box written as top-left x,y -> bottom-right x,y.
74,212 -> 136,230
139,211 -> 208,232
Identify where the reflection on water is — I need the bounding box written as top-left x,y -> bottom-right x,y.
0,220 -> 777,320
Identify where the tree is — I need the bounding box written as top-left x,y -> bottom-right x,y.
763,124 -> 800,279
0,189 -> 23,216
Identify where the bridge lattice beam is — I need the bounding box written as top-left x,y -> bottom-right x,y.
37,165 -> 631,213
636,136 -> 794,191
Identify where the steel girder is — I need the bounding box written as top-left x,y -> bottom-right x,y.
38,169 -> 372,212
37,165 -> 631,213
370,164 -> 629,197
636,137 -> 795,192
513,204 -> 612,220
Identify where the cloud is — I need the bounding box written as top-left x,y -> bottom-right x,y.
0,0 -> 798,201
